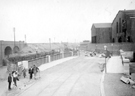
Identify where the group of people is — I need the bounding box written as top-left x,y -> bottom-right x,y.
7,65 -> 40,91
28,65 -> 40,80
8,71 -> 19,90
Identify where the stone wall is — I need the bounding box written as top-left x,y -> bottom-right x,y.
0,41 -> 25,66
80,43 -> 135,55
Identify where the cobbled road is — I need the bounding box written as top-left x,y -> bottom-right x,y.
16,56 -> 105,96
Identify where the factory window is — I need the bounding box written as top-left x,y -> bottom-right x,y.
119,18 -> 121,33
112,38 -> 115,43
116,22 -> 118,33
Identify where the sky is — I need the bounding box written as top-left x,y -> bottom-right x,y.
0,0 -> 134,43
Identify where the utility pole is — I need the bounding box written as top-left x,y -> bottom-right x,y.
54,37 -> 55,43
13,27 -> 16,48
49,38 -> 51,51
111,43 -> 113,55
25,34 -> 26,43
104,45 -> 107,73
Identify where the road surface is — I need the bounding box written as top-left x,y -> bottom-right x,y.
11,56 -> 105,96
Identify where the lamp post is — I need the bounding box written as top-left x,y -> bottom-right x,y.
111,43 -> 113,56
104,45 -> 107,73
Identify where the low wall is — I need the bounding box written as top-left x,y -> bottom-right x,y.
81,43 -> 135,55
7,51 -> 78,74
27,52 -> 75,69
28,56 -> 49,68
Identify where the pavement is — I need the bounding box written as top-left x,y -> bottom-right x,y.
1,55 -> 135,96
0,56 -> 77,96
102,56 -> 135,96
106,56 -> 129,73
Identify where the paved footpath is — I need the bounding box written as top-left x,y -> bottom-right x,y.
0,56 -> 77,96
102,56 -> 135,96
106,56 -> 129,73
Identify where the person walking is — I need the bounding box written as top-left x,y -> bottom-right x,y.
33,65 -> 38,79
22,68 -> 26,78
8,73 -> 12,90
37,67 -> 40,79
29,66 -> 33,79
12,71 -> 18,87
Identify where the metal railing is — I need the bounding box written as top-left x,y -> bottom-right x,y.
28,52 -> 76,68
28,56 -> 49,68
7,51 -> 78,74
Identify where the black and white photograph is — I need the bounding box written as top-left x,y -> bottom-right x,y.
0,0 -> 135,96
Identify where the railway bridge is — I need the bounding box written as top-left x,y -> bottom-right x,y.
0,40 -> 25,66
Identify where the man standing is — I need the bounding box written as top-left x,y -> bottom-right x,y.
12,71 -> 18,87
8,73 -> 12,90
29,66 -> 33,79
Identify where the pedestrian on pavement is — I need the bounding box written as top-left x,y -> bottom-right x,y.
12,71 -> 19,87
32,65 -> 39,79
8,73 -> 12,90
105,50 -> 111,59
22,68 -> 26,78
37,68 -> 40,79
29,66 -> 33,79
36,66 -> 40,79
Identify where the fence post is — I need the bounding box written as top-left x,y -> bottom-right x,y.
48,55 -> 51,63
62,52 -> 64,58
71,51 -> 73,56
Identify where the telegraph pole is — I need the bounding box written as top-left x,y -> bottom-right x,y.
104,45 -> 107,73
49,38 -> 51,51
25,34 -> 26,43
13,27 -> 16,47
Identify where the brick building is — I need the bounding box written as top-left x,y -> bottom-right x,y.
112,10 -> 135,43
91,23 -> 112,43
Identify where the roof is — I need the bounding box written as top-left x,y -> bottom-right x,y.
93,23 -> 111,28
122,10 -> 135,17
112,9 -> 135,25
122,9 -> 135,15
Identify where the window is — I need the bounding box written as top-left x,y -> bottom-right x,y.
112,38 -> 115,43
116,22 -> 118,33
119,18 -> 121,33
